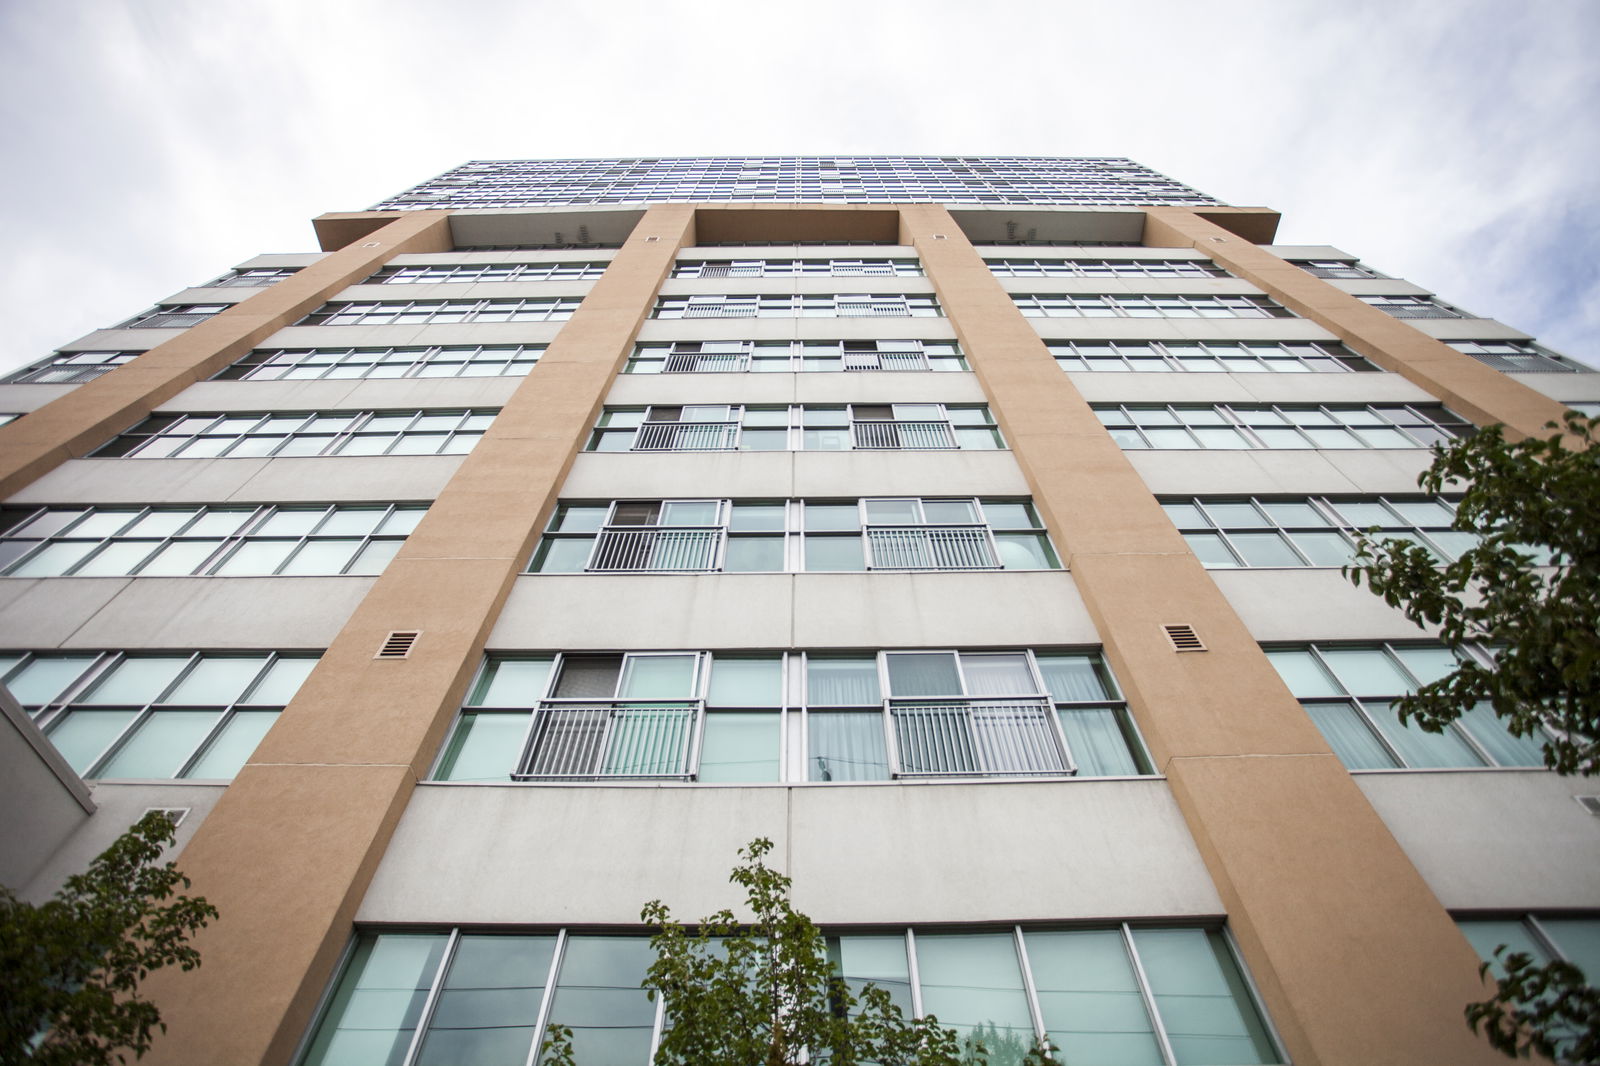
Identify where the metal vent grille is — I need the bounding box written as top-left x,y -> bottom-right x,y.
1163,624 -> 1206,652
376,631 -> 420,659
1577,796 -> 1600,816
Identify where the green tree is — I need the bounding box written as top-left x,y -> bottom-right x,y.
1346,410 -> 1600,776
1346,410 -> 1600,1059
541,838 -> 1055,1066
0,810 -> 218,1065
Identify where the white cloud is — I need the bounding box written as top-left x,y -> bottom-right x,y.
0,0 -> 1593,376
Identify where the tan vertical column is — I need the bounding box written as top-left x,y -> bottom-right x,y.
903,204 -> 1500,1066
1144,207 -> 1569,436
0,211 -> 456,498
140,204 -> 696,1066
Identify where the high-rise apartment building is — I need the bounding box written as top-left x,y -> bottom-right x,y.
2,156 -> 1596,1066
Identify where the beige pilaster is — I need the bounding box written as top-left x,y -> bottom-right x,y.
139,205 -> 697,1066
904,203 -> 1501,1065
1144,207 -> 1570,438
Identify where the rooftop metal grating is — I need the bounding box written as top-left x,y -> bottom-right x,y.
373,156 -> 1221,210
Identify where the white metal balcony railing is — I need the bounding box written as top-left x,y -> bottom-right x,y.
843,350 -> 930,371
865,526 -> 1000,570
589,528 -> 721,571
850,420 -> 957,450
515,701 -> 699,779
663,352 -> 747,373
1382,305 -> 1462,319
632,422 -> 741,451
890,699 -> 1070,776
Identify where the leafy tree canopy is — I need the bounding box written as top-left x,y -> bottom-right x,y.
1347,410 -> 1600,775
542,838 -> 1054,1066
0,810 -> 217,1065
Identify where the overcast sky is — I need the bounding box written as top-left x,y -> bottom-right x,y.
0,0 -> 1595,376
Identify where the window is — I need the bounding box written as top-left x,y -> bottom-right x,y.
95,409 -> 497,459
529,499 -> 1056,574
206,267 -> 301,287
1096,403 -> 1471,450
625,340 -> 968,374
1015,293 -> 1292,319
302,924 -> 1279,1066
366,262 -> 609,283
1459,915 -> 1600,1004
673,258 -> 922,277
298,298 -> 580,326
4,351 -> 141,384
1357,294 -> 1467,319
1268,643 -> 1546,770
0,503 -> 425,578
1,650 -> 318,780
1291,259 -> 1384,279
1447,340 -> 1591,374
216,344 -> 544,381
586,404 -> 1001,452
652,293 -> 941,318
121,304 -> 232,328
1162,496 -> 1472,568
985,257 -> 1228,278
435,649 -> 1146,785
1048,340 -> 1374,373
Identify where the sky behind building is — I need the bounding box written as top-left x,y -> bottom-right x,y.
1,0 -> 1596,376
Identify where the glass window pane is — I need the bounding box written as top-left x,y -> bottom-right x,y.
1456,703 -> 1546,767
320,509 -> 387,536
415,935 -> 556,1066
213,540 -> 297,575
470,659 -> 555,707
1060,708 -> 1143,776
1036,656 -> 1112,701
532,538 -> 593,573
244,658 -> 318,704
1458,920 -> 1550,978
544,937 -> 656,1066
185,710 -> 279,778
1543,919 -> 1600,977
724,536 -> 783,571
1183,533 -> 1239,567
804,535 -> 865,571
1132,928 -> 1277,1064
301,934 -> 449,1066
618,654 -> 697,698
1304,702 -> 1399,769
708,657 -> 782,706
1266,651 -> 1343,698
45,709 -> 140,774
1025,929 -> 1162,1065
138,539 -> 224,576
1261,502 -> 1327,527
1231,532 -> 1304,567
10,541 -> 98,576
914,933 -> 1034,1058
728,504 -> 786,532
805,504 -> 861,531
4,657 -> 98,706
72,541 -> 159,577
348,539 -> 402,577
995,534 -> 1057,570
98,709 -> 223,778
1390,646 -> 1462,686
1365,701 -> 1486,768
280,539 -> 362,575
1289,532 -> 1354,567
1205,503 -> 1269,528
435,712 -> 531,782
1318,649 -> 1414,696
807,658 -> 881,705
960,653 -> 1036,696
808,712 -> 889,781
86,657 -> 190,703
886,652 -> 962,697
165,657 -> 268,704
698,712 -> 780,782
829,935 -> 911,1016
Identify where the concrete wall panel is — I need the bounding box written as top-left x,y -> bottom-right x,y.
1209,569 -> 1427,642
358,779 -> 1222,925
1356,771 -> 1600,910
57,577 -> 372,649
